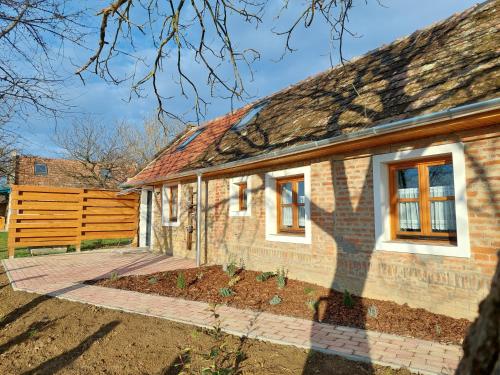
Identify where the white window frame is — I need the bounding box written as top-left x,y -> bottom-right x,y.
265,165 -> 311,244
373,142 -> 470,258
229,176 -> 251,217
162,183 -> 181,227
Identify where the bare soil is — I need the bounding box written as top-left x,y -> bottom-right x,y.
0,269 -> 413,375
90,265 -> 470,345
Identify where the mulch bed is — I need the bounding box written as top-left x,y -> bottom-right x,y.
88,265 -> 470,345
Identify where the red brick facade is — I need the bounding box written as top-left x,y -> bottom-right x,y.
150,125 -> 499,320
14,156 -> 128,189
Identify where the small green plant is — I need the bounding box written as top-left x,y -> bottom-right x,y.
304,286 -> 315,295
256,271 -> 274,282
269,295 -> 282,305
367,304 -> 378,318
343,289 -> 354,309
219,287 -> 234,298
435,323 -> 442,336
276,267 -> 287,289
176,272 -> 186,290
28,328 -> 38,337
227,275 -> 240,288
148,276 -> 158,285
109,271 -> 119,281
305,299 -> 318,312
225,259 -> 238,278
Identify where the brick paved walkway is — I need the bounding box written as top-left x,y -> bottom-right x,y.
2,250 -> 462,375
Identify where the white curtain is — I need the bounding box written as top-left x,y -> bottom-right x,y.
281,183 -> 293,227
430,185 -> 456,231
398,187 -> 420,231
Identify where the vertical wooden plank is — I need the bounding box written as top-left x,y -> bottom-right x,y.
75,188 -> 84,252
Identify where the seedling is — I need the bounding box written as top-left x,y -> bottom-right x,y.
148,276 -> 158,285
306,299 -> 318,312
276,267 -> 287,289
343,289 -> 354,309
225,259 -> 238,278
367,304 -> 378,318
304,287 -> 315,295
176,272 -> 186,290
219,287 -> 234,298
256,271 -> 274,282
109,271 -> 119,281
269,295 -> 282,305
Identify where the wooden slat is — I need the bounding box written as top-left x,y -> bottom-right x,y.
82,231 -> 135,240
83,207 -> 137,215
82,223 -> 137,232
12,202 -> 80,211
10,222 -> 79,229
83,198 -> 137,208
83,191 -> 138,199
12,240 -> 78,248
12,185 -> 81,194
82,215 -> 136,223
10,213 -> 81,220
13,192 -> 81,202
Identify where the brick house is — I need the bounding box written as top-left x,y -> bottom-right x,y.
127,2 -> 499,320
14,155 -> 129,189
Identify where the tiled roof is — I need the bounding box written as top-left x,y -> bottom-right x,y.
184,0 -> 499,170
127,107 -> 248,184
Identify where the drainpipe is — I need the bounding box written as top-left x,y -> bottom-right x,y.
195,173 -> 202,267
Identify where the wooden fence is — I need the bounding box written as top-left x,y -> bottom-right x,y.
7,185 -> 139,258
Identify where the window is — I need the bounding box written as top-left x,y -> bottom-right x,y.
232,101 -> 268,131
229,176 -> 251,217
169,186 -> 178,222
276,176 -> 305,234
265,166 -> 311,244
389,157 -> 456,243
162,184 -> 181,226
176,128 -> 204,151
373,143 -> 470,257
34,162 -> 48,176
238,182 -> 248,211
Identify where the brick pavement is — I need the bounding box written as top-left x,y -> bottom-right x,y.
2,250 -> 463,375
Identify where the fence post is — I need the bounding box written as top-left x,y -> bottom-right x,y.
75,188 -> 84,252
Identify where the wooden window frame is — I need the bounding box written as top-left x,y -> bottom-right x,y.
388,156 -> 456,243
276,176 -> 305,234
168,186 -> 178,222
238,182 -> 247,211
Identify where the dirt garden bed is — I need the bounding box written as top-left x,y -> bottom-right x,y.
88,265 -> 470,345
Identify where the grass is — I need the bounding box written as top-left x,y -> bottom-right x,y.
0,231 -> 132,260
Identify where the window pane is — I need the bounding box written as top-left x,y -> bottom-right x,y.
242,187 -> 248,210
298,206 -> 305,228
429,164 -> 454,197
281,182 -> 293,204
398,202 -> 420,231
281,206 -> 293,227
297,180 -> 305,204
171,187 -> 178,218
397,168 -> 419,198
430,200 -> 456,232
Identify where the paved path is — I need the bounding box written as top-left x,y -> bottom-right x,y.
2,250 -> 462,375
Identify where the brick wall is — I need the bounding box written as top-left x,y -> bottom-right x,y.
14,156 -> 129,188
150,126 -> 499,320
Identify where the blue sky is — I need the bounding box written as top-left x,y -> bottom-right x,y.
10,0 -> 479,157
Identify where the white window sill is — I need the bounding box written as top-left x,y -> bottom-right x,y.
266,233 -> 311,245
375,240 -> 469,257
163,221 -> 180,227
229,210 -> 250,217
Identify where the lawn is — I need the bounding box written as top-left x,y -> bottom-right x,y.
0,231 -> 132,260
0,270 -> 411,375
